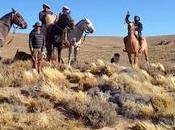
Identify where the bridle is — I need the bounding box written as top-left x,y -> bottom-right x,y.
12,12 -> 26,29
78,20 -> 92,44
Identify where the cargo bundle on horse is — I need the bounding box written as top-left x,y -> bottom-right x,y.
0,8 -> 27,47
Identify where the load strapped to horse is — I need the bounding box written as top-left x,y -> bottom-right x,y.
123,12 -> 148,68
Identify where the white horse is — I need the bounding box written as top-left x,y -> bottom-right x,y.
67,18 -> 94,65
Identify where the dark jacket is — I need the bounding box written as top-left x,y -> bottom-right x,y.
125,14 -> 143,33
39,10 -> 53,25
57,13 -> 74,30
29,29 -> 45,50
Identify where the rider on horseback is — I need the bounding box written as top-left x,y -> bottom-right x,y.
123,11 -> 143,52
58,6 -> 74,46
39,3 -> 53,33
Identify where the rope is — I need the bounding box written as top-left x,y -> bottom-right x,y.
82,31 -> 89,44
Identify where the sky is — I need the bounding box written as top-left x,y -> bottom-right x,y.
0,0 -> 175,36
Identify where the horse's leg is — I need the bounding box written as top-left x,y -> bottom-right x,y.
68,46 -> 73,66
74,47 -> 78,62
143,49 -> 149,63
127,53 -> 133,67
134,53 -> 139,68
46,44 -> 52,62
123,36 -> 128,52
57,46 -> 62,66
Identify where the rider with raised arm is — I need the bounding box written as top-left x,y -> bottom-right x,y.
123,11 -> 143,52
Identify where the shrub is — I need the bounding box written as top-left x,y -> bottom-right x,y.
68,96 -> 117,128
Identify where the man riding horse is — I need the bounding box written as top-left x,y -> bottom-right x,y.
46,5 -> 74,64
39,3 -> 53,33
123,11 -> 148,67
123,11 -> 143,52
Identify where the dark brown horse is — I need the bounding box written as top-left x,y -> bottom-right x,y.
46,13 -> 74,66
0,8 -> 27,47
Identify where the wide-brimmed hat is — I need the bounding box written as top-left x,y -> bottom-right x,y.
33,22 -> 42,27
62,6 -> 70,10
43,3 -> 50,9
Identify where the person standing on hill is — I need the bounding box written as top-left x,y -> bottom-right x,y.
29,22 -> 45,73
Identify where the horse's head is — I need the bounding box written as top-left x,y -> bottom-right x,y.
128,22 -> 135,34
11,8 -> 27,29
83,17 -> 94,33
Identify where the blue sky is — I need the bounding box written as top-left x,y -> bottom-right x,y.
1,0 -> 175,36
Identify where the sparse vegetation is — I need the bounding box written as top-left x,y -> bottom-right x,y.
0,35 -> 175,129
0,59 -> 175,130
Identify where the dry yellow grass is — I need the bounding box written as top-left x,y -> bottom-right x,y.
131,121 -> 172,130
0,34 -> 175,129
42,67 -> 66,81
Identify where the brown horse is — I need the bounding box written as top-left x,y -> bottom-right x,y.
0,8 -> 27,47
123,22 -> 148,67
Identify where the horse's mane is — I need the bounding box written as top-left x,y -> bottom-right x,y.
75,19 -> 84,26
0,12 -> 12,21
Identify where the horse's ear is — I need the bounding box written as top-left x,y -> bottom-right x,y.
84,17 -> 87,20
12,8 -> 16,13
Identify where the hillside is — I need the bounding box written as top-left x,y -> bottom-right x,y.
0,34 -> 175,130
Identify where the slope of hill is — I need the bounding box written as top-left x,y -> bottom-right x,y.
0,34 -> 175,129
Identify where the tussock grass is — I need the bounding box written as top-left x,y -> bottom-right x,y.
79,72 -> 98,91
42,67 -> 66,82
0,59 -> 175,129
131,121 -> 172,130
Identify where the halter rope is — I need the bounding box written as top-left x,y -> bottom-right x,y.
81,30 -> 90,44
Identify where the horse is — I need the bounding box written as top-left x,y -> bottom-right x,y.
46,13 -> 74,66
0,8 -> 27,47
123,22 -> 148,68
66,18 -> 94,66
